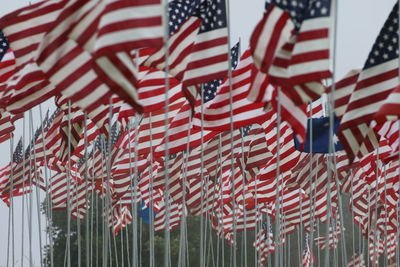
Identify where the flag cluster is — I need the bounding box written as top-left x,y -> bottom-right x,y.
0,1 -> 400,266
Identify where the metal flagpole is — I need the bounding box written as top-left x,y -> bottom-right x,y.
27,111 -> 33,267
177,115 -> 193,267
30,109 -> 44,267
148,112 -> 156,267
64,101 -> 73,267
224,0 -> 238,265
324,0 -> 340,265
274,87 -> 282,267
128,113 -> 142,267
21,116 -> 27,267
83,114 -> 90,267
6,136 -> 14,267
39,105 -> 54,267
162,0 -> 172,265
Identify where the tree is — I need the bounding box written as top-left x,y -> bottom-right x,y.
42,197 -> 256,267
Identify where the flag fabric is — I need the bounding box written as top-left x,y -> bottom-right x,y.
250,0 -> 332,104
375,84 -> 400,122
302,234 -> 315,267
294,114 -> 344,153
153,42 -> 240,156
338,3 -> 399,162
94,0 -> 163,57
181,0 -> 229,88
0,49 -> 16,83
35,0 -> 118,129
327,69 -> 360,119
192,50 -> 267,131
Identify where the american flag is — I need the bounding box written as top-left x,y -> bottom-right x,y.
137,68 -> 183,113
339,3 -> 399,162
250,0 -> 332,104
143,0 -> 203,88
192,50 -> 268,131
153,42 -> 240,157
94,0 -> 163,57
0,1 -> 63,114
135,97 -> 186,156
0,0 -> 65,67
181,0 -> 229,99
35,1 -> 118,130
326,70 -> 360,119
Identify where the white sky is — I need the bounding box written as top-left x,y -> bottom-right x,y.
0,0 -> 397,266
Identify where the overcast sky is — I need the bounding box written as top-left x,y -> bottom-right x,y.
0,0 -> 397,266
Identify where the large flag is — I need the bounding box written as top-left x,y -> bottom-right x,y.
250,0 -> 332,104
338,3 -> 399,162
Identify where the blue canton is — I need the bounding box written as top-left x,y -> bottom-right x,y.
364,3 -> 399,69
13,138 -> 23,163
0,30 -> 9,61
196,0 -> 227,33
265,0 -> 331,30
168,0 -> 203,35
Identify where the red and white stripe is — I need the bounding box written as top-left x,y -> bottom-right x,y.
0,0 -> 65,68
0,49 -> 15,83
153,100 -> 217,157
182,27 -> 229,88
339,57 -> 399,162
249,4 -> 294,74
143,17 -> 201,82
135,97 -> 186,156
94,0 -> 163,57
347,253 -> 366,267
192,50 -> 267,131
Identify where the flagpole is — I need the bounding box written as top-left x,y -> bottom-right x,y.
274,86 -> 282,267
325,0 -> 340,264
6,136 -> 14,267
224,0 -> 238,265
30,108 -> 44,267
177,111 -> 193,267
21,116 -> 27,267
397,2 -> 400,266
162,0 -> 172,265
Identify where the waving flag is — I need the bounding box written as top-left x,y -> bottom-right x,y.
94,0 -> 163,56
182,0 -> 229,87
294,115 -> 343,153
154,42 -> 240,156
339,3 -> 399,162
192,50 -> 267,131
250,0 -> 332,104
